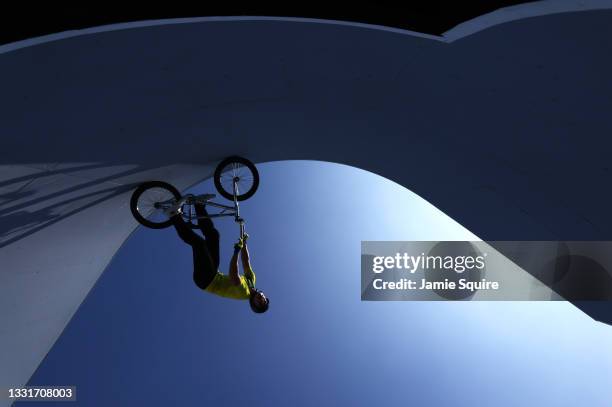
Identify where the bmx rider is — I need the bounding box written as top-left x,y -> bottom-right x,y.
172,202 -> 269,313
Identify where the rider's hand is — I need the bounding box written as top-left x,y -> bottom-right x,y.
234,237 -> 244,252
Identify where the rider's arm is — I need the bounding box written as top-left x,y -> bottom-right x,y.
241,242 -> 255,284
228,248 -> 241,286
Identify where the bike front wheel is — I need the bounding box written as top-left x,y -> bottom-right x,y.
130,181 -> 181,229
214,156 -> 260,201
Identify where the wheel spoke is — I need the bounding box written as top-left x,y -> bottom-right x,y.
136,186 -> 175,223
215,160 -> 257,198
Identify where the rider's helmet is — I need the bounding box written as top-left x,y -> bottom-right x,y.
249,288 -> 269,313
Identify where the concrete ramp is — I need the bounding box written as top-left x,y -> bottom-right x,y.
0,163 -> 210,390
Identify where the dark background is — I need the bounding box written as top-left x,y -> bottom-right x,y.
0,2 -> 531,45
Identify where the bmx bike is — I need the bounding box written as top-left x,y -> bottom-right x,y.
130,156 -> 259,238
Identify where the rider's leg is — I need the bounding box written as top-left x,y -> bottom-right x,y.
194,202 -> 214,235
192,247 -> 218,290
194,203 -> 220,270
171,215 -> 203,246
173,214 -> 217,289
171,213 -> 217,290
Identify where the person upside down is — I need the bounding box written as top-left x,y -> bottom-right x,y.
172,201 -> 269,313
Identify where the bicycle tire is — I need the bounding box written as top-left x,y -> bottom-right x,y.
130,181 -> 181,229
214,156 -> 260,201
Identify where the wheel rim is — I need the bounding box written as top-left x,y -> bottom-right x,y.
217,162 -> 255,196
136,186 -> 176,224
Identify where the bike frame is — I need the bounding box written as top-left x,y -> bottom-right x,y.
180,178 -> 245,237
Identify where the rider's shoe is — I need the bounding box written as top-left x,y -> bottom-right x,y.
234,238 -> 244,252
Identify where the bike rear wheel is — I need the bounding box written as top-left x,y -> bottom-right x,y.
130,181 -> 181,229
214,156 -> 260,201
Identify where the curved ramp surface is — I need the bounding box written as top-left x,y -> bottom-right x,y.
1,1 -> 612,396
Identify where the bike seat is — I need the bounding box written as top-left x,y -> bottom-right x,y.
197,193 -> 216,201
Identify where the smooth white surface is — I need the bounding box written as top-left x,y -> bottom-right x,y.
0,164 -> 210,392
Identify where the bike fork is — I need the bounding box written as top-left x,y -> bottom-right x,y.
233,178 -> 245,239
